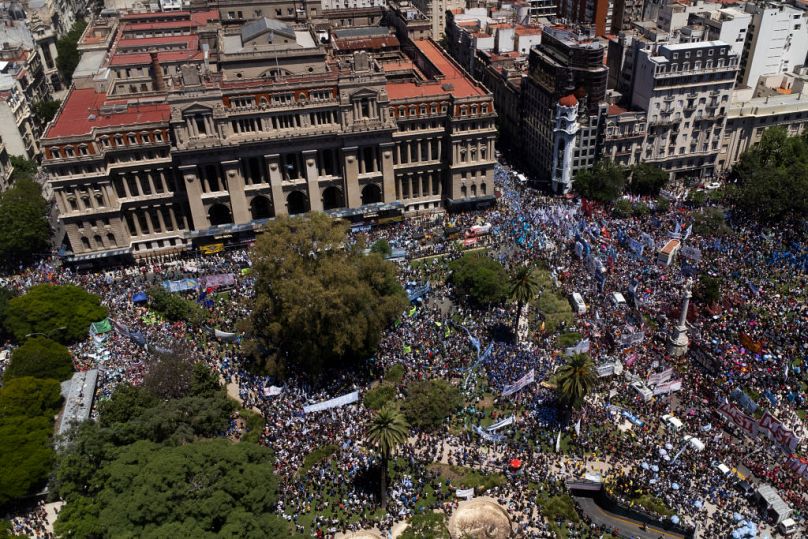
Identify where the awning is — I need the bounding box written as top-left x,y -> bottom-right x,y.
445,195 -> 497,212
65,247 -> 132,262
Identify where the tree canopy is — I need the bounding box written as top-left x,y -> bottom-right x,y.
628,164 -> 668,196
0,178 -> 51,267
729,128 -> 808,224
0,377 -> 62,508
4,336 -> 73,382
147,285 -> 207,325
56,20 -> 88,84
54,439 -> 287,539
401,379 -> 462,431
449,252 -> 509,307
573,160 -> 627,202
250,213 -> 407,375
555,354 -> 597,409
3,284 -> 107,344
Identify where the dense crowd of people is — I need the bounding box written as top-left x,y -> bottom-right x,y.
2,162 -> 806,538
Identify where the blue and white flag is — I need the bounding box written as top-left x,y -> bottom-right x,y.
473,425 -> 505,443
303,390 -> 359,414
486,415 -> 515,432
501,368 -> 535,397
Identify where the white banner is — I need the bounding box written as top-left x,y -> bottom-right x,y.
263,385 -> 283,397
456,488 -> 475,500
303,390 -> 359,414
501,368 -> 535,397
648,368 -> 674,386
214,329 -> 238,341
652,379 -> 682,396
486,415 -> 515,432
473,425 -> 505,443
564,338 -> 590,356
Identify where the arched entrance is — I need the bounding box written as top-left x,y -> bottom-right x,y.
322,186 -> 344,210
208,203 -> 233,226
287,191 -> 309,215
250,195 -> 274,220
361,183 -> 382,205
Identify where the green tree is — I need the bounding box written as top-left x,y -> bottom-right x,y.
730,127 -> 808,223
366,407 -> 409,508
510,265 -> 540,332
401,379 -> 462,431
449,253 -> 508,306
0,377 -> 62,508
147,285 -> 207,325
4,336 -> 73,381
555,354 -> 596,410
692,206 -> 732,237
573,161 -> 627,202
54,439 -> 286,538
612,199 -> 632,218
0,178 -> 51,266
628,163 -> 668,196
250,213 -> 407,375
9,156 -> 37,183
695,274 -> 721,306
370,239 -> 392,257
32,99 -> 61,126
0,287 -> 17,342
56,20 -> 88,84
400,511 -> 450,539
4,284 -> 107,344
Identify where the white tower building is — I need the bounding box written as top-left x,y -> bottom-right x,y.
551,94 -> 580,194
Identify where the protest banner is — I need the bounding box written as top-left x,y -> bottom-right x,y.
486,415 -> 515,432
680,245 -> 702,262
303,391 -> 360,414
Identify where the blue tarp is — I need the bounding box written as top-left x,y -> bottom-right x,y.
132,291 -> 148,303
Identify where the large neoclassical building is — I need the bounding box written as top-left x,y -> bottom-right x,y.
41,10 -> 496,262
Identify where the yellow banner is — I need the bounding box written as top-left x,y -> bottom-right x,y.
200,243 -> 224,255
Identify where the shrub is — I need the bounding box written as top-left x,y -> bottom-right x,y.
364,383 -> 396,410
449,253 -> 508,306
612,199 -> 632,218
401,379 -> 462,430
147,286 -> 206,325
384,364 -> 406,384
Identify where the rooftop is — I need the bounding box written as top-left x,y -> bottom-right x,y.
45,88 -> 171,139
386,39 -> 487,100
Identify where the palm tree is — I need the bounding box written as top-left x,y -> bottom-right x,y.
555,353 -> 597,410
366,406 -> 409,507
509,265 -> 541,333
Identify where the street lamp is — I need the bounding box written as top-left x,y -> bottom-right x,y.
24,326 -> 67,339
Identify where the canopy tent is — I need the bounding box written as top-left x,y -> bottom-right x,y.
755,484 -> 792,523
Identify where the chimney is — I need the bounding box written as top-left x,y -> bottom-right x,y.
150,51 -> 166,92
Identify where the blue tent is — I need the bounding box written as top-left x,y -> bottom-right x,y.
132,291 -> 148,303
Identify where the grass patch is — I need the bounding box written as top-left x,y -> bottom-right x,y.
298,444 -> 338,477
634,494 -> 674,517
535,290 -> 574,333
537,492 -> 580,522
364,383 -> 396,410
427,463 -> 506,493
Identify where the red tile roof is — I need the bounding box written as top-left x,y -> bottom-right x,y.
44,88 -> 170,139
386,39 -> 487,100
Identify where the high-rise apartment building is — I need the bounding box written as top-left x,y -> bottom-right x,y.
522,26 -> 608,192
631,40 -> 738,179
738,2 -> 808,89
40,11 -> 497,263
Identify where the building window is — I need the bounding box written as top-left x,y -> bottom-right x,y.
65,146 -> 75,157
81,237 -> 90,250
128,133 -> 137,144
154,131 -> 163,142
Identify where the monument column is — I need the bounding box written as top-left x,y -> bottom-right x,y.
667,278 -> 693,356
380,143 -> 396,203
